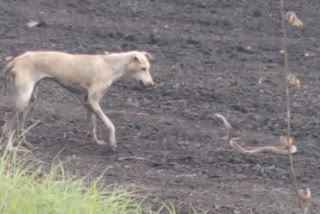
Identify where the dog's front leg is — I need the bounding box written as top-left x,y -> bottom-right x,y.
87,99 -> 116,150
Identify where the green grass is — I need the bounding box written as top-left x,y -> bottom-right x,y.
0,134 -> 204,214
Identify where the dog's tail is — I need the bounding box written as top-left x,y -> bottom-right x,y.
1,56 -> 16,96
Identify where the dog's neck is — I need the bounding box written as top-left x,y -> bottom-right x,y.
103,52 -> 135,81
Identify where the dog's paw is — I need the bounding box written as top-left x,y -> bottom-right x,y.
110,144 -> 117,152
96,140 -> 107,145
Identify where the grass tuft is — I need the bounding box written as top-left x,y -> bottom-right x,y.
0,134 -> 142,214
0,133 -> 203,214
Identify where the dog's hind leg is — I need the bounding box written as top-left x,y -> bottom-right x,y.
86,109 -> 99,142
2,91 -> 33,145
87,91 -> 116,150
84,94 -> 98,142
30,82 -> 39,103
2,111 -> 18,140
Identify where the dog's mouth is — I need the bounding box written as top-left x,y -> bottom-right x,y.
139,80 -> 146,88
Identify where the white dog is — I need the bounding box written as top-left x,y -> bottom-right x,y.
1,50 -> 154,150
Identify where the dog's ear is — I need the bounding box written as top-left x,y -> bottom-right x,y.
143,52 -> 154,61
131,55 -> 140,63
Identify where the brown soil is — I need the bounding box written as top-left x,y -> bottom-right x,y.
1,0 -> 320,213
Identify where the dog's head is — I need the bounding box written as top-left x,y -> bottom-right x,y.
126,52 -> 154,87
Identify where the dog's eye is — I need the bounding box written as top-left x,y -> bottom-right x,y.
141,67 -> 146,71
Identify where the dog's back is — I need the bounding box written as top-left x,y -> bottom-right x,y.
7,51 -> 109,89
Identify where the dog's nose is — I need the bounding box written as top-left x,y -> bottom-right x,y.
146,81 -> 154,87
140,80 -> 154,88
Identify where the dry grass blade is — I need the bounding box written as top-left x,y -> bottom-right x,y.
118,156 -> 147,161
26,20 -> 47,28
285,11 -> 303,27
27,20 -> 40,28
298,188 -> 311,202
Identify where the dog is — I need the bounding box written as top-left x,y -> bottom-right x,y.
1,50 -> 154,150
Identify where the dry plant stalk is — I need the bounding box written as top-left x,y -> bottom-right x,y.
285,11 -> 303,27
280,1 -> 309,213
215,114 -> 297,155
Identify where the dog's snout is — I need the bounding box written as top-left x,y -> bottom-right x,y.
145,81 -> 154,87
140,80 -> 154,88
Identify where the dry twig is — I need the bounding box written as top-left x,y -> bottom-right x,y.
118,156 -> 147,161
